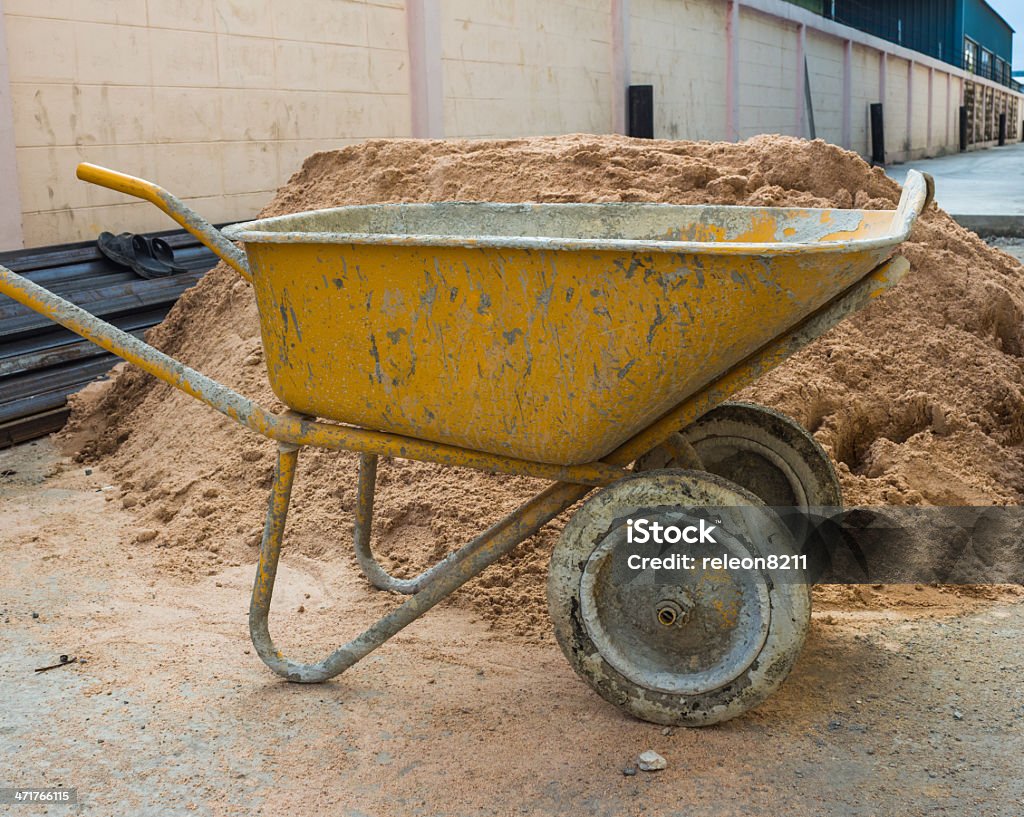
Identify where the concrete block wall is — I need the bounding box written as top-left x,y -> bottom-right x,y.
805,29 -> 844,145
736,8 -> 799,139
629,0 -> 728,141
626,0 -> 1019,163
2,0 -> 410,246
884,56 -> 910,158
909,63 -> 930,157
441,0 -> 612,137
2,0 -> 1023,249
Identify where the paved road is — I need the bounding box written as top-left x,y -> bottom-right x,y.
887,142 -> 1024,216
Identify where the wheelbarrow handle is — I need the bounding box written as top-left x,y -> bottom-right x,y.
76,163 -> 251,282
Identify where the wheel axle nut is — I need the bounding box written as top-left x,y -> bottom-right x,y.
656,600 -> 685,627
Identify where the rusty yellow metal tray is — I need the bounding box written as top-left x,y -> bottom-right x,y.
222,196 -> 923,465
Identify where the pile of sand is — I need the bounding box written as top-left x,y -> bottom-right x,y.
64,134 -> 1024,635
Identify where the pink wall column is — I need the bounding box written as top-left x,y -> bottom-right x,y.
611,0 -> 631,135
795,22 -> 806,137
842,39 -> 852,148
878,50 -> 886,102
961,76 -> 967,145
725,0 -> 740,141
407,0 -> 443,139
0,0 -> 24,250
878,51 -> 887,158
945,71 -> 952,147
906,60 -> 914,157
980,83 -> 985,145
926,66 -> 934,154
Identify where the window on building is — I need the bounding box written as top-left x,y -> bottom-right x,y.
964,37 -> 978,73
981,48 -> 992,79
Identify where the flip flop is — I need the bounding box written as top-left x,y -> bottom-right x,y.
129,234 -> 175,279
149,237 -> 188,274
97,231 -> 136,268
97,232 -> 188,278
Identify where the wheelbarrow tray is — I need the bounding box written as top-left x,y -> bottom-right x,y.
223,201 -> 913,466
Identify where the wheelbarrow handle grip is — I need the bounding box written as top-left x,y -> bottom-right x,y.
76,162 -> 251,282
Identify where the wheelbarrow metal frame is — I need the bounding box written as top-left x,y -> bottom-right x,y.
0,161 -> 920,684
251,255 -> 906,681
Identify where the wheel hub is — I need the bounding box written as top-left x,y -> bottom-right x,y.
655,597 -> 688,627
578,508 -> 773,696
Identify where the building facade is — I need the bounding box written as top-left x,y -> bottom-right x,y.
824,0 -> 1016,84
1,0 -> 1022,250
816,0 -> 1020,147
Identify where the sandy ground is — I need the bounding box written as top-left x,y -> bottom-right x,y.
2,439 -> 1024,817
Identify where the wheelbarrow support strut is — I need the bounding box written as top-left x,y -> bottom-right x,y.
248,255 -> 908,682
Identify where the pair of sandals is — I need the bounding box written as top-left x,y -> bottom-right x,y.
97,232 -> 188,279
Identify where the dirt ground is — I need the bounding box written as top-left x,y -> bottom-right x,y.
3,439 -> 1024,817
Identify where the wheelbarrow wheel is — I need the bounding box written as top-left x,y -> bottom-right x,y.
548,469 -> 810,726
635,401 -> 842,509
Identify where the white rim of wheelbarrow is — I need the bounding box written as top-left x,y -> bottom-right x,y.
222,170 -> 930,258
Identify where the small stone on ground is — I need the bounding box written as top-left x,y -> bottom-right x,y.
638,750 -> 667,772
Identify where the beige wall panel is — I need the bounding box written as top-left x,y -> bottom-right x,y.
152,87 -> 221,144
216,35 -> 276,89
4,0 -> 412,247
22,203 -> 161,248
368,48 -> 409,94
929,70 -> 949,154
805,29 -> 843,145
16,142 -> 159,220
4,0 -> 147,26
218,140 -> 277,196
909,61 -> 930,155
942,72 -> 957,151
737,9 -> 799,139
366,4 -> 406,50
849,43 -> 880,157
630,0 -> 728,140
15,145 -> 92,214
440,0 -> 612,138
149,29 -> 219,87
10,84 -> 154,148
884,56 -> 909,159
145,0 -> 216,32
220,90 -> 291,141
74,22 -> 152,86
5,16 -> 77,83
213,0 -> 275,38
6,0 -> 1024,248
272,0 -> 370,46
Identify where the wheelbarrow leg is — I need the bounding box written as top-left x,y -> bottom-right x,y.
249,442 -> 592,683
352,453 -> 473,595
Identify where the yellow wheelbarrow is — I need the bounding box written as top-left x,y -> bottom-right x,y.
0,163 -> 933,725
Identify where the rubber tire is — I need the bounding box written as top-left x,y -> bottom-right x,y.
635,401 -> 842,509
548,469 -> 811,727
